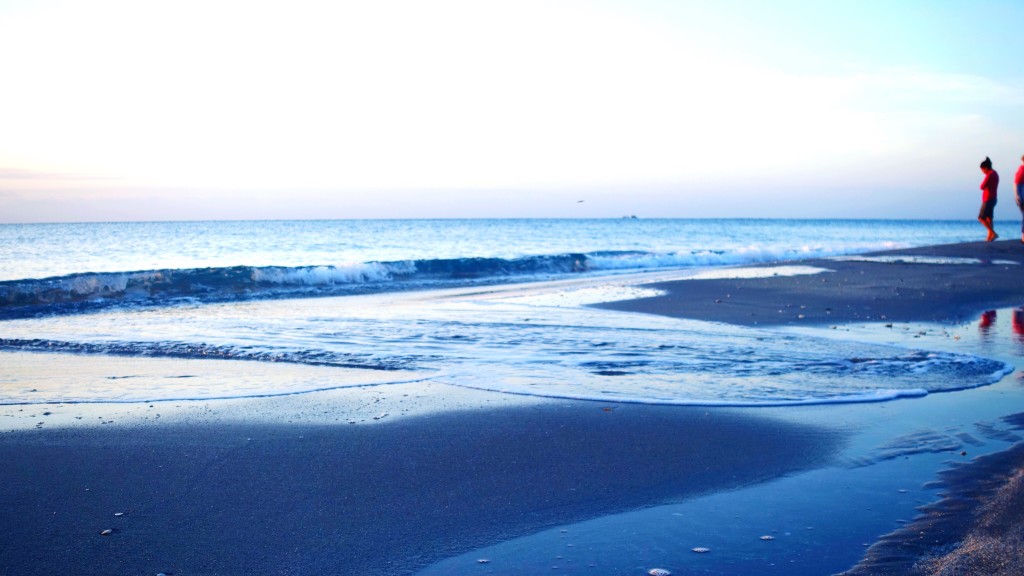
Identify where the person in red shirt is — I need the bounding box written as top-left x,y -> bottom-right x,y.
978,156 -> 999,242
1015,154 -> 1024,243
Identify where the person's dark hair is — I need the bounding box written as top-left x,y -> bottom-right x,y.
980,156 -> 993,169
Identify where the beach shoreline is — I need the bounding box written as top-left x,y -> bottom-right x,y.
596,239 -> 1024,327
597,239 -> 1024,575
2,239 -> 1024,574
840,414 -> 1024,576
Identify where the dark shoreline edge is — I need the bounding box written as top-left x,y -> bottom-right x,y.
0,403 -> 841,575
595,240 -> 1024,327
838,413 -> 1024,575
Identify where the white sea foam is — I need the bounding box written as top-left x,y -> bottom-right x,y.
683,265 -> 831,281
439,376 -> 934,407
252,262 -> 414,285
831,255 -> 984,265
586,245 -> 889,271
0,220 -> 1010,408
2,288 -> 1009,408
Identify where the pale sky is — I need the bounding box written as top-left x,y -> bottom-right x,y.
1,0 -> 1022,222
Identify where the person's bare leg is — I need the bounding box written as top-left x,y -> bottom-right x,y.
980,217 -> 996,241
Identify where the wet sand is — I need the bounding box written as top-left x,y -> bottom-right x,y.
0,402 -> 838,575
3,239 -> 1024,574
597,240 -> 1024,327
840,413 -> 1024,576
599,239 -> 1024,575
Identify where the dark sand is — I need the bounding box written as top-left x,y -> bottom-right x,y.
597,240 -> 1024,327
0,403 -> 839,575
840,413 -> 1024,576
599,239 -> 1024,576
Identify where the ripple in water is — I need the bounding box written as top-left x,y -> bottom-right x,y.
0,289 -> 1012,406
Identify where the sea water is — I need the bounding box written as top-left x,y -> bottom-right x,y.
0,218 -> 1013,407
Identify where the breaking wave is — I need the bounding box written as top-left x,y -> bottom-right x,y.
0,242 -> 902,319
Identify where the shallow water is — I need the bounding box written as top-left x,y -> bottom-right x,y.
0,219 -> 993,321
417,307 -> 1024,575
2,219 -> 1009,409
0,276 -> 1009,407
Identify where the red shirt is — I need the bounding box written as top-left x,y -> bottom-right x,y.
981,170 -> 999,203
1015,164 -> 1024,186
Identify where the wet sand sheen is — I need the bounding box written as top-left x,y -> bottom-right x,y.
0,403 -> 839,575
840,416 -> 1024,576
597,239 -> 1024,575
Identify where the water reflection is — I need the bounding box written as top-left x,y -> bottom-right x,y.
978,307 -> 1024,351
979,310 -> 997,340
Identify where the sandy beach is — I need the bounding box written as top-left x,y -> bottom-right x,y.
3,0 -> 1021,570
0,401 -> 839,575
597,240 -> 1024,327
2,240 -> 1024,575
601,239 -> 1024,575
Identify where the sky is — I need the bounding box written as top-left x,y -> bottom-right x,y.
1,0 -> 1023,222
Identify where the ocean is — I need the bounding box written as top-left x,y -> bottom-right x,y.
0,218 -> 1011,407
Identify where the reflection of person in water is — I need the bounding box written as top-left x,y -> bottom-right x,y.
978,309 -> 1024,346
979,310 -> 997,333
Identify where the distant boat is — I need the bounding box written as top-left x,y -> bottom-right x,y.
622,215 -> 639,219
